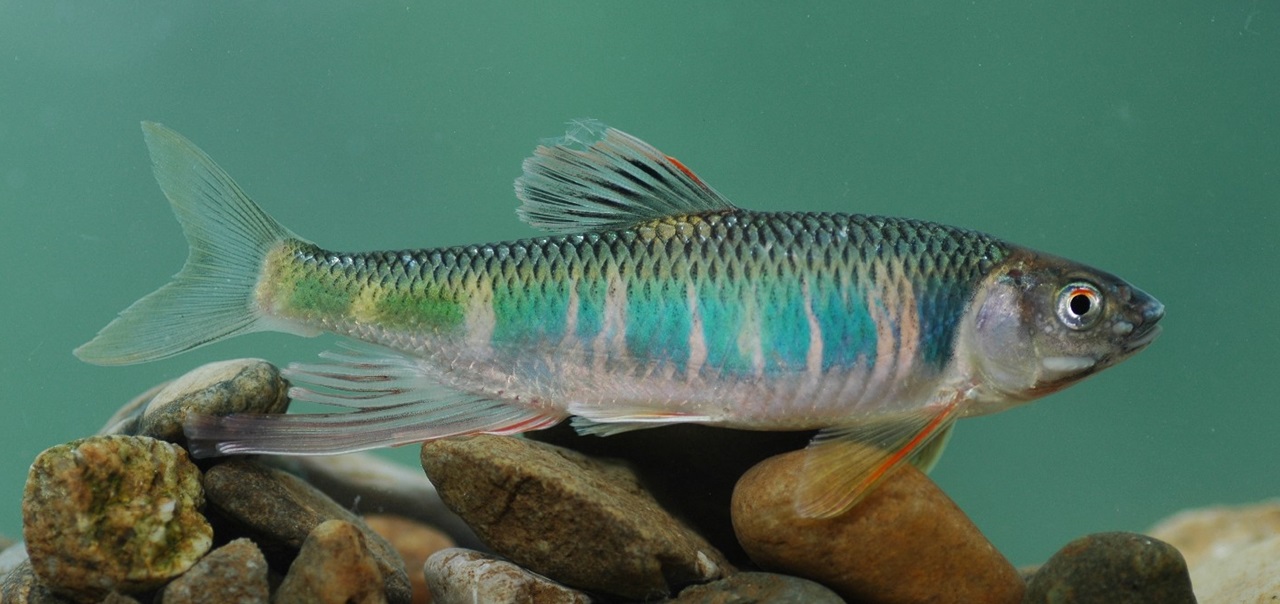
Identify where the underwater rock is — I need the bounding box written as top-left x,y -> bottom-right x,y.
363,514 -> 455,604
1182,532 -> 1280,604
1147,500 -> 1280,571
527,423 -> 814,565
731,444 -> 1023,604
159,538 -> 269,604
0,542 -> 28,584
1023,532 -> 1195,604
266,452 -> 482,550
202,459 -> 411,604
275,519 -> 387,604
135,359 -> 289,445
421,435 -> 731,600
667,571 -> 844,603
1,561 -> 73,604
423,548 -> 590,604
22,436 -> 211,603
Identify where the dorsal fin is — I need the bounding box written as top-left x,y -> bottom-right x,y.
514,119 -> 737,234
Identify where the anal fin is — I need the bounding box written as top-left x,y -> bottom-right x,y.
183,343 -> 565,457
795,398 -> 963,519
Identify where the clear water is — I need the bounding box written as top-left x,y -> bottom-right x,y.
2,2 -> 1277,567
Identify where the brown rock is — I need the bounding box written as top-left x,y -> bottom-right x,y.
731,444 -> 1023,604
423,548 -> 590,604
364,514 -> 454,604
1023,532 -> 1195,604
135,359 -> 289,444
421,435 -> 730,600
160,538 -> 269,604
275,519 -> 387,604
202,459 -> 411,604
22,436 -> 212,603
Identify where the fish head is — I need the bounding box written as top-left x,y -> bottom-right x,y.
962,249 -> 1163,409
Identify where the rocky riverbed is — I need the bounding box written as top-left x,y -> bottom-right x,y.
1,359 -> 1271,602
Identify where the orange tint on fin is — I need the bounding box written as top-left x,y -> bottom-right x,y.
794,397 -> 963,519
664,155 -> 704,185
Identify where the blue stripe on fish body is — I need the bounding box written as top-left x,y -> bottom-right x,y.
761,279 -> 811,371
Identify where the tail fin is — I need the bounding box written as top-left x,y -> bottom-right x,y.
75,122 -> 302,365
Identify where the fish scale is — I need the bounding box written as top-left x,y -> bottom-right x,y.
76,121 -> 1163,518
261,209 -> 1004,415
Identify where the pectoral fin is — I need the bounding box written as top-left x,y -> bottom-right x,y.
794,399 -> 962,519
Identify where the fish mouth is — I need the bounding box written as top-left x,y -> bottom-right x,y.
1122,291 -> 1164,352
1124,322 -> 1163,352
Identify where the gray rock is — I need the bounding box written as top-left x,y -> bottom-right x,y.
275,520 -> 387,604
265,452 -> 481,549
135,359 -> 289,444
668,572 -> 844,603
1024,532 -> 1196,604
160,538 -> 269,604
22,436 -> 212,603
0,542 -> 28,582
1,561 -> 73,604
421,435 -> 731,601
424,548 -> 591,604
202,459 -> 411,604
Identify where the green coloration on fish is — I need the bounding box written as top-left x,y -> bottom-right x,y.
76,120 -> 1164,518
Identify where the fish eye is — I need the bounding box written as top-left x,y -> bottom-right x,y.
1056,282 -> 1104,330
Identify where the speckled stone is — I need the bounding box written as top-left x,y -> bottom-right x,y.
1024,532 -> 1195,604
22,436 -> 212,603
275,519 -> 387,604
364,514 -> 454,604
421,435 -> 730,601
160,538 -> 269,604
135,359 -> 289,444
732,444 -> 1023,604
668,572 -> 844,603
1148,500 -> 1280,571
423,548 -> 590,604
202,459 -> 411,604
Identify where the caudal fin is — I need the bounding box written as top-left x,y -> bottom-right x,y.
75,122 -> 302,365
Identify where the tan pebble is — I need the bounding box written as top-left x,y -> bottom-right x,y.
1184,532 -> 1280,603
202,459 -> 412,603
731,443 -> 1023,604
1148,499 -> 1280,571
276,519 -> 387,604
364,514 -> 455,604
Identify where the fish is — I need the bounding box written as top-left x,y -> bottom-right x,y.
76,120 -> 1164,518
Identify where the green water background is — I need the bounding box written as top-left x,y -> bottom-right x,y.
2,2 -> 1277,567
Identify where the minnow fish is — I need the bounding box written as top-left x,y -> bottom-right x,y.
76,121 -> 1164,518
